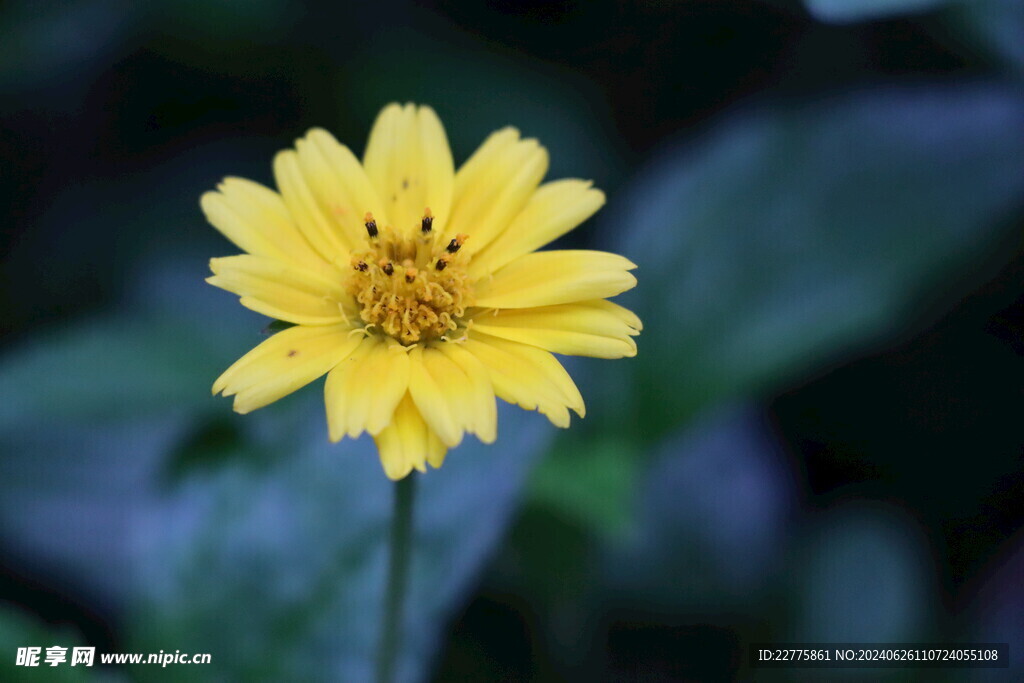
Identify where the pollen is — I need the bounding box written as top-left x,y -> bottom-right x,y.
348,209 -> 472,345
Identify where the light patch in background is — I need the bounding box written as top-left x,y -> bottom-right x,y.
789,501 -> 937,644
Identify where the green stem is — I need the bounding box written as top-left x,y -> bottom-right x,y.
376,473 -> 416,683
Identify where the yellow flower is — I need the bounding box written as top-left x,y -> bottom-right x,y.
204,103 -> 640,479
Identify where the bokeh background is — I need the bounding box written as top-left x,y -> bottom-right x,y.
2,0 -> 1024,680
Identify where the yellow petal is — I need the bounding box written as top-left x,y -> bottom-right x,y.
470,300 -> 640,359
407,344 -> 499,448
405,348 -> 462,448
291,128 -> 388,254
273,149 -> 348,265
200,178 -> 325,271
468,180 -> 605,279
473,250 -> 637,309
426,435 -> 447,469
508,334 -> 586,419
462,331 -> 584,428
213,324 -> 360,414
451,127 -> 519,197
325,335 -> 410,441
445,128 -> 548,256
435,341 -> 497,443
363,103 -> 455,236
588,298 -> 644,332
207,255 -> 348,325
373,393 -> 447,480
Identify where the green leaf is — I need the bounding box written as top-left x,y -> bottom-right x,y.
608,85 -> 1024,438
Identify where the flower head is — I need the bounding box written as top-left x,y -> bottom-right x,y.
204,103 -> 640,479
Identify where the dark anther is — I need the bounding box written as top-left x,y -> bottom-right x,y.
355,261 -> 368,272
383,262 -> 394,276
446,239 -> 461,254
421,215 -> 433,233
435,259 -> 448,271
364,212 -> 378,238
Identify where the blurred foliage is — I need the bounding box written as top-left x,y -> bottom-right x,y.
788,503 -> 937,643
603,407 -> 798,612
528,436 -> 639,538
967,530 -> 1024,682
0,290 -> 557,683
0,316 -> 222,428
944,0 -> 1024,74
0,274 -> 553,681
804,0 -> 950,22
802,0 -> 1024,83
0,604 -> 95,682
521,85 -> 1024,616
130,400 -> 551,682
337,31 -> 624,191
609,84 -> 1024,440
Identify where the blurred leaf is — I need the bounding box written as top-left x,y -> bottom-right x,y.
608,85 -> 1024,438
161,417 -> 249,485
528,437 -> 639,537
0,315 -> 226,429
0,603 -> 95,681
788,502 -> 936,642
0,0 -> 136,92
810,0 -> 1024,74
128,397 -> 552,682
0,254 -> 555,680
965,529 -> 1024,679
151,0 -> 300,41
0,417 -> 192,602
0,248 -> 279,431
525,356 -> 645,539
0,267 -> 256,600
603,406 -> 798,610
945,0 -> 1024,73
339,25 -> 623,190
804,0 -> 949,22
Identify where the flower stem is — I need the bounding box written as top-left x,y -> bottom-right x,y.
376,473 -> 416,683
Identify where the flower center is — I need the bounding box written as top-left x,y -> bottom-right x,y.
347,209 -> 472,345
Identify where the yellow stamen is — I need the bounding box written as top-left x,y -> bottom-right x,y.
347,218 -> 473,345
